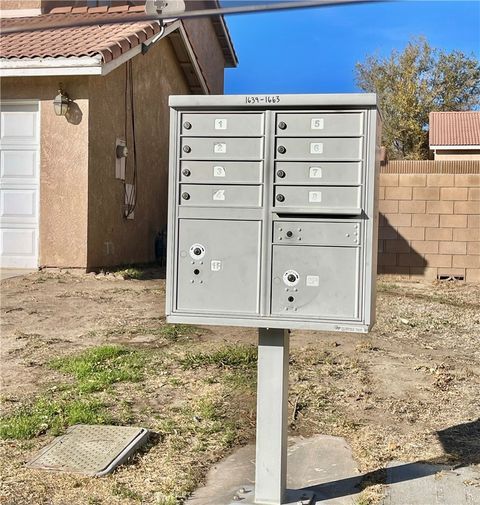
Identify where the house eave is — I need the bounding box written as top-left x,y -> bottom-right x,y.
430,145 -> 480,151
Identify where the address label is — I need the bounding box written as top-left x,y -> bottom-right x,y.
309,166 -> 322,178
214,118 -> 227,130
306,275 -> 320,287
310,142 -> 323,154
213,189 -> 226,201
308,191 -> 322,203
214,142 -> 227,153
213,166 -> 226,177
211,260 -> 222,271
311,118 -> 324,130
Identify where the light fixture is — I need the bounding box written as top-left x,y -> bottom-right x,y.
53,85 -> 71,116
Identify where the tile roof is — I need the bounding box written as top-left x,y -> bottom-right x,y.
429,111 -> 480,147
0,5 -> 161,63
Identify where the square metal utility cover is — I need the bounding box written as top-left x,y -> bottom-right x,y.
27,424 -> 149,476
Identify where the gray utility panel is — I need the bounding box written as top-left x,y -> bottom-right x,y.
166,94 -> 381,333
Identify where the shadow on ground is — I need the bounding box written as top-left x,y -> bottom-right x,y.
301,419 -> 480,501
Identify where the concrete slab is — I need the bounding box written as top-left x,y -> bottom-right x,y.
0,268 -> 35,281
384,461 -> 480,505
186,435 -> 363,505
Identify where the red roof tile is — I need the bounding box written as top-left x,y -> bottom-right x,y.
429,111 -> 480,147
0,5 -> 161,64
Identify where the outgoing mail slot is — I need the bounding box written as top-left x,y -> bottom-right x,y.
270,245 -> 360,319
275,137 -> 362,161
181,137 -> 264,160
273,220 -> 361,246
274,186 -> 361,213
276,112 -> 363,136
180,161 -> 263,184
181,113 -> 264,137
274,161 -> 361,185
180,184 -> 262,207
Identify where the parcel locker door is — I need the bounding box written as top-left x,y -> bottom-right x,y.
176,220 -> 261,314
271,245 -> 360,319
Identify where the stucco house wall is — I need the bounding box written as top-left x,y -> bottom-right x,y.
87,36 -> 190,269
434,150 -> 480,161
0,76 -> 89,268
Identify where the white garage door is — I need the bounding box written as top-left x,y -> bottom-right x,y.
0,102 -> 40,268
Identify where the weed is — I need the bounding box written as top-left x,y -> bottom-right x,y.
180,345 -> 257,369
114,267 -> 144,280
0,396 -> 107,440
112,483 -> 142,501
50,345 -> 145,393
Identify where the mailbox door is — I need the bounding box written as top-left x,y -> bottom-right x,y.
274,161 -> 361,185
180,161 -> 263,184
274,186 -> 361,213
176,219 -> 261,314
180,137 -> 264,160
276,112 -> 363,136
275,137 -> 362,161
271,245 -> 360,319
180,184 -> 262,208
181,113 -> 264,137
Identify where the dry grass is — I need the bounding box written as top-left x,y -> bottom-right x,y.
1,271 -> 479,504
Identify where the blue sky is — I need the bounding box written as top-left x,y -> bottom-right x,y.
223,1 -> 480,94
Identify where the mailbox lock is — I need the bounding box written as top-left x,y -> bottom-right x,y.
277,145 -> 286,154
278,121 -> 287,130
283,270 -> 300,286
182,168 -> 191,177
286,231 -> 293,238
183,145 -> 191,153
277,170 -> 286,178
189,243 -> 206,260
183,121 -> 192,130
182,192 -> 190,200
276,194 -> 285,202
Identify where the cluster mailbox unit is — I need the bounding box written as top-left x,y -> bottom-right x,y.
166,94 -> 381,505
166,94 -> 380,333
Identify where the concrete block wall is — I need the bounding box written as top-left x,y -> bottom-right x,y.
378,161 -> 480,282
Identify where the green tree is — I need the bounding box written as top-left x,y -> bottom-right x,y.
356,37 -> 480,159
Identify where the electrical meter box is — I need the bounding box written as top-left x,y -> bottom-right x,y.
166,94 -> 381,333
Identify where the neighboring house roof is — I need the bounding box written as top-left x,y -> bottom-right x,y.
429,111 -> 480,149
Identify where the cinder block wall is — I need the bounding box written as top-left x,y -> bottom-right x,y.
378,160 -> 480,282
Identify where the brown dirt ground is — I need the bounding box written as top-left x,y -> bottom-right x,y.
0,269 -> 479,504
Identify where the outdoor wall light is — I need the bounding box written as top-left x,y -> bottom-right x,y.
53,86 -> 72,116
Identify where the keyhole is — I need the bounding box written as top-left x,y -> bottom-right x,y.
288,296 -> 294,303
193,269 -> 200,275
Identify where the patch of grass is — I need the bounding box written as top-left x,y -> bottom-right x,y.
114,267 -> 145,280
50,345 -> 145,393
85,323 -> 198,342
112,483 -> 143,501
0,396 -> 107,440
180,344 -> 257,370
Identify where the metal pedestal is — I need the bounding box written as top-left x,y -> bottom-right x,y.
229,328 -> 314,505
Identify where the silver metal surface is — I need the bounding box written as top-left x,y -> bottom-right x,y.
276,112 -> 363,136
274,161 -> 361,185
26,424 -> 149,476
180,137 -> 264,161
275,137 -> 362,161
179,184 -> 263,208
273,185 -> 361,212
273,220 -> 362,246
166,94 -> 380,333
255,329 -> 289,504
181,113 -> 264,137
180,161 -> 263,184
176,219 -> 261,314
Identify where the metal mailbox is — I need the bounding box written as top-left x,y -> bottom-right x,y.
167,94 -> 381,333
